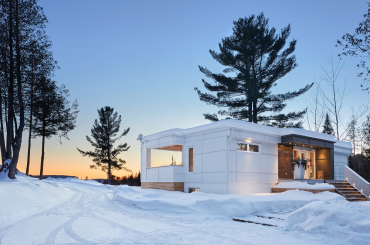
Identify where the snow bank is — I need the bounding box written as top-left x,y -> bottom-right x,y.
285,200 -> 370,243
0,171 -> 74,228
113,186 -> 344,219
274,182 -> 335,189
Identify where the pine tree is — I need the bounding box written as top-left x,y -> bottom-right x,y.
0,0 -> 55,178
194,13 -> 313,126
31,78 -> 79,180
362,115 -> 370,155
322,113 -> 334,135
77,107 -> 131,185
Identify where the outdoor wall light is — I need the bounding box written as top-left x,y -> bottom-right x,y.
303,145 -> 305,146
361,189 -> 363,193
346,178 -> 348,181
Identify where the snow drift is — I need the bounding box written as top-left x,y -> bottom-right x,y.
285,200 -> 370,244
274,182 -> 335,189
113,185 -> 343,219
0,170 -> 74,228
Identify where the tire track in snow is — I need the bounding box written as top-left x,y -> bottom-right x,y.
45,188 -> 99,245
0,187 -> 80,245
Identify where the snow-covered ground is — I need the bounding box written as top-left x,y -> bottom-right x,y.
1,172 -> 370,245
274,181 -> 335,189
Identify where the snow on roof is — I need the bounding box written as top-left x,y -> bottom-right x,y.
143,119 -> 350,147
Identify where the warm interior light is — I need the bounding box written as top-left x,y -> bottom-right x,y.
303,145 -> 305,146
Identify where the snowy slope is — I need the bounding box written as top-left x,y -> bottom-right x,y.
0,171 -> 74,228
1,171 -> 370,245
113,185 -> 341,219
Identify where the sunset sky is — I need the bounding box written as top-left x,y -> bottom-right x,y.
17,0 -> 369,179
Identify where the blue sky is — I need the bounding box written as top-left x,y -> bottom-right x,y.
17,0 -> 369,178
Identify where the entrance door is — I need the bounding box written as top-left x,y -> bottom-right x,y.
293,148 -> 316,179
301,151 -> 310,179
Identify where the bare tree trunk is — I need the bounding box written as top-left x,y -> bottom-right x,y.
39,133 -> 45,180
26,66 -> 34,175
9,0 -> 25,179
0,87 -> 6,165
252,99 -> 257,123
7,0 -> 14,161
248,100 -> 252,122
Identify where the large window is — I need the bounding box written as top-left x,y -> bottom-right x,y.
150,145 -> 182,167
189,148 -> 193,172
237,142 -> 260,153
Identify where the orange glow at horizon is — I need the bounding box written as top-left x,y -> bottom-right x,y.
16,133 -> 141,180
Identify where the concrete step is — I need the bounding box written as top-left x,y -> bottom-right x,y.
347,197 -> 368,201
327,180 -> 346,183
344,194 -> 366,198
334,185 -> 356,190
340,191 -> 362,195
332,183 -> 351,186
327,180 -> 368,201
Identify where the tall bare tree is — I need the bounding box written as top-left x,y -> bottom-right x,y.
305,82 -> 326,132
319,57 -> 369,140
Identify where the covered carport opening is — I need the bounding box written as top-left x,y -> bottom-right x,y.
279,134 -> 335,180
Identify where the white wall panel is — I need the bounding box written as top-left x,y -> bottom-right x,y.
202,137 -> 225,153
237,152 -> 261,173
203,151 -> 227,172
159,136 -> 173,145
193,154 -> 202,173
186,134 -> 204,142
264,135 -> 281,143
174,166 -> 184,173
146,139 -> 159,148
228,182 -> 275,194
253,133 -> 265,141
203,172 -> 227,183
260,142 -> 278,156
185,173 -> 202,182
228,171 -> 236,182
227,137 -> 237,150
205,129 -> 230,139
174,173 -> 184,182
228,150 -> 237,171
260,154 -> 278,174
141,168 -> 146,181
158,177 -> 175,182
185,141 -> 202,155
236,172 -> 261,182
146,168 -> 159,181
184,183 -> 228,194
239,131 -> 256,139
158,167 -> 174,179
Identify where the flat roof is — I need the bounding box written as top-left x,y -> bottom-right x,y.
142,119 -> 351,149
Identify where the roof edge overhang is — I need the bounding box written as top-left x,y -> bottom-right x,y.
281,134 -> 335,149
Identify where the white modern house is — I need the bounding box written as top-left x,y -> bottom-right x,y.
139,119 -> 352,195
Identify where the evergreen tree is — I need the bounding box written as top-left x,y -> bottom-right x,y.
77,107 -> 131,185
194,13 -> 313,126
322,113 -> 334,135
0,0 -> 55,178
347,117 -> 358,155
362,115 -> 370,155
31,78 -> 79,180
